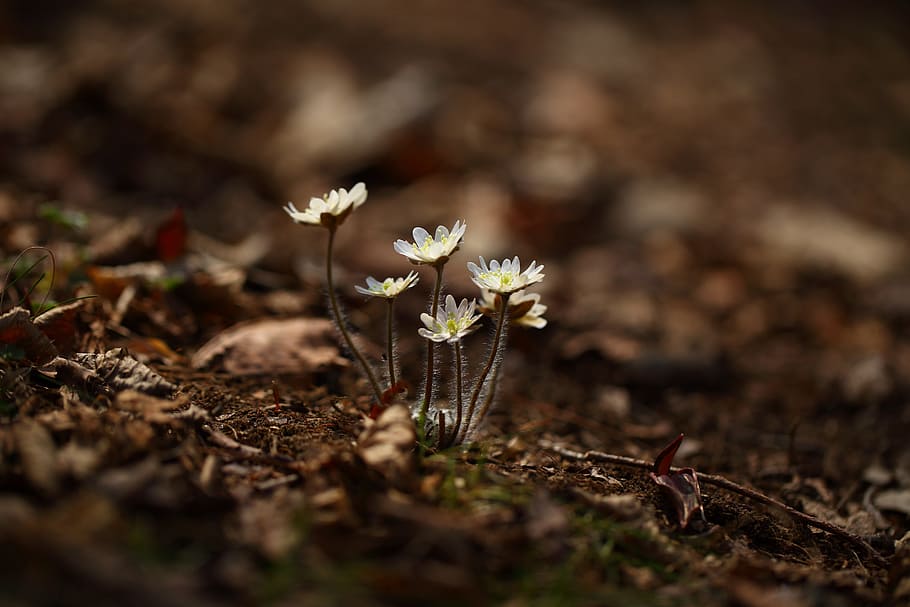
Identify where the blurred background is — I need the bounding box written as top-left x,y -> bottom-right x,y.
2,0 -> 910,470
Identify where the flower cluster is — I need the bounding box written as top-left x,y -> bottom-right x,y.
284,183 -> 548,448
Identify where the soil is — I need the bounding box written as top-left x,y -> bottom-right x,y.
2,2 -> 910,606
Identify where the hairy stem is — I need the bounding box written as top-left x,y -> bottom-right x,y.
451,340 -> 464,447
474,360 -> 501,431
326,227 -> 383,403
460,292 -> 510,443
417,264 -> 444,436
386,298 -> 397,389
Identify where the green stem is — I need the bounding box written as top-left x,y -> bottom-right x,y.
386,298 -> 397,389
325,227 -> 383,403
417,264 -> 445,435
460,292 -> 510,443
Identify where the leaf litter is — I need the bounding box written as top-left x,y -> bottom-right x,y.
2,3 -> 909,606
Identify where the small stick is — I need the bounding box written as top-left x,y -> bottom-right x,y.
540,440 -> 887,568
271,379 -> 281,411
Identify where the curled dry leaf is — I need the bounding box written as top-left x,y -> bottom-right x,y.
191,317 -> 348,376
33,300 -> 87,356
649,433 -> 706,529
0,307 -> 58,365
46,356 -> 112,397
72,348 -> 177,396
357,404 -> 416,481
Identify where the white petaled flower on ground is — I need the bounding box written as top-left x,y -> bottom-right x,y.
467,256 -> 545,295
393,220 -> 466,266
418,294 -> 482,343
283,182 -> 367,228
354,271 -> 419,299
479,289 -> 548,329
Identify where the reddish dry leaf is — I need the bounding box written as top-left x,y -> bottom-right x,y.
123,336 -> 185,363
86,262 -> 167,301
649,433 -> 706,529
155,206 -> 188,262
0,306 -> 58,365
33,299 -> 87,355
191,317 -> 348,376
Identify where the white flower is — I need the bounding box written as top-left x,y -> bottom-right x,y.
479,289 -> 548,329
418,294 -> 482,343
354,271 -> 419,298
393,220 -> 466,265
467,256 -> 544,295
283,182 -> 367,228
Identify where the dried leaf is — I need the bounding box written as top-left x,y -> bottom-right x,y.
33,299 -> 87,355
71,348 -> 177,396
649,433 -> 706,529
56,440 -> 102,479
115,389 -> 188,423
45,356 -> 111,397
236,496 -> 301,560
155,206 -> 188,262
86,262 -> 167,301
357,404 -> 416,481
13,419 -> 59,495
0,306 -> 58,364
872,488 -> 910,515
123,336 -> 185,363
191,317 -> 347,376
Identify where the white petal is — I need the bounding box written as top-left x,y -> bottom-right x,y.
325,189 -> 340,210
348,182 -> 367,206
412,227 -> 430,244
418,328 -> 441,341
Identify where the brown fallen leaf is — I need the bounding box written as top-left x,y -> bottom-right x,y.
13,419 -> 59,495
357,404 -> 416,482
191,317 -> 348,376
85,262 -> 167,301
0,306 -> 58,365
72,348 -> 177,396
114,390 -> 188,424
33,300 -> 88,355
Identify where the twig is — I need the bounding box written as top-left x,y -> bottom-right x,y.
202,425 -> 262,456
540,440 -> 887,568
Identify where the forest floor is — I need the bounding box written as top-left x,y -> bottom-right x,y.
2,2 -> 910,605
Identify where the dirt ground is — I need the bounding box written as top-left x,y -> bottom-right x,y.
2,2 -> 910,605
